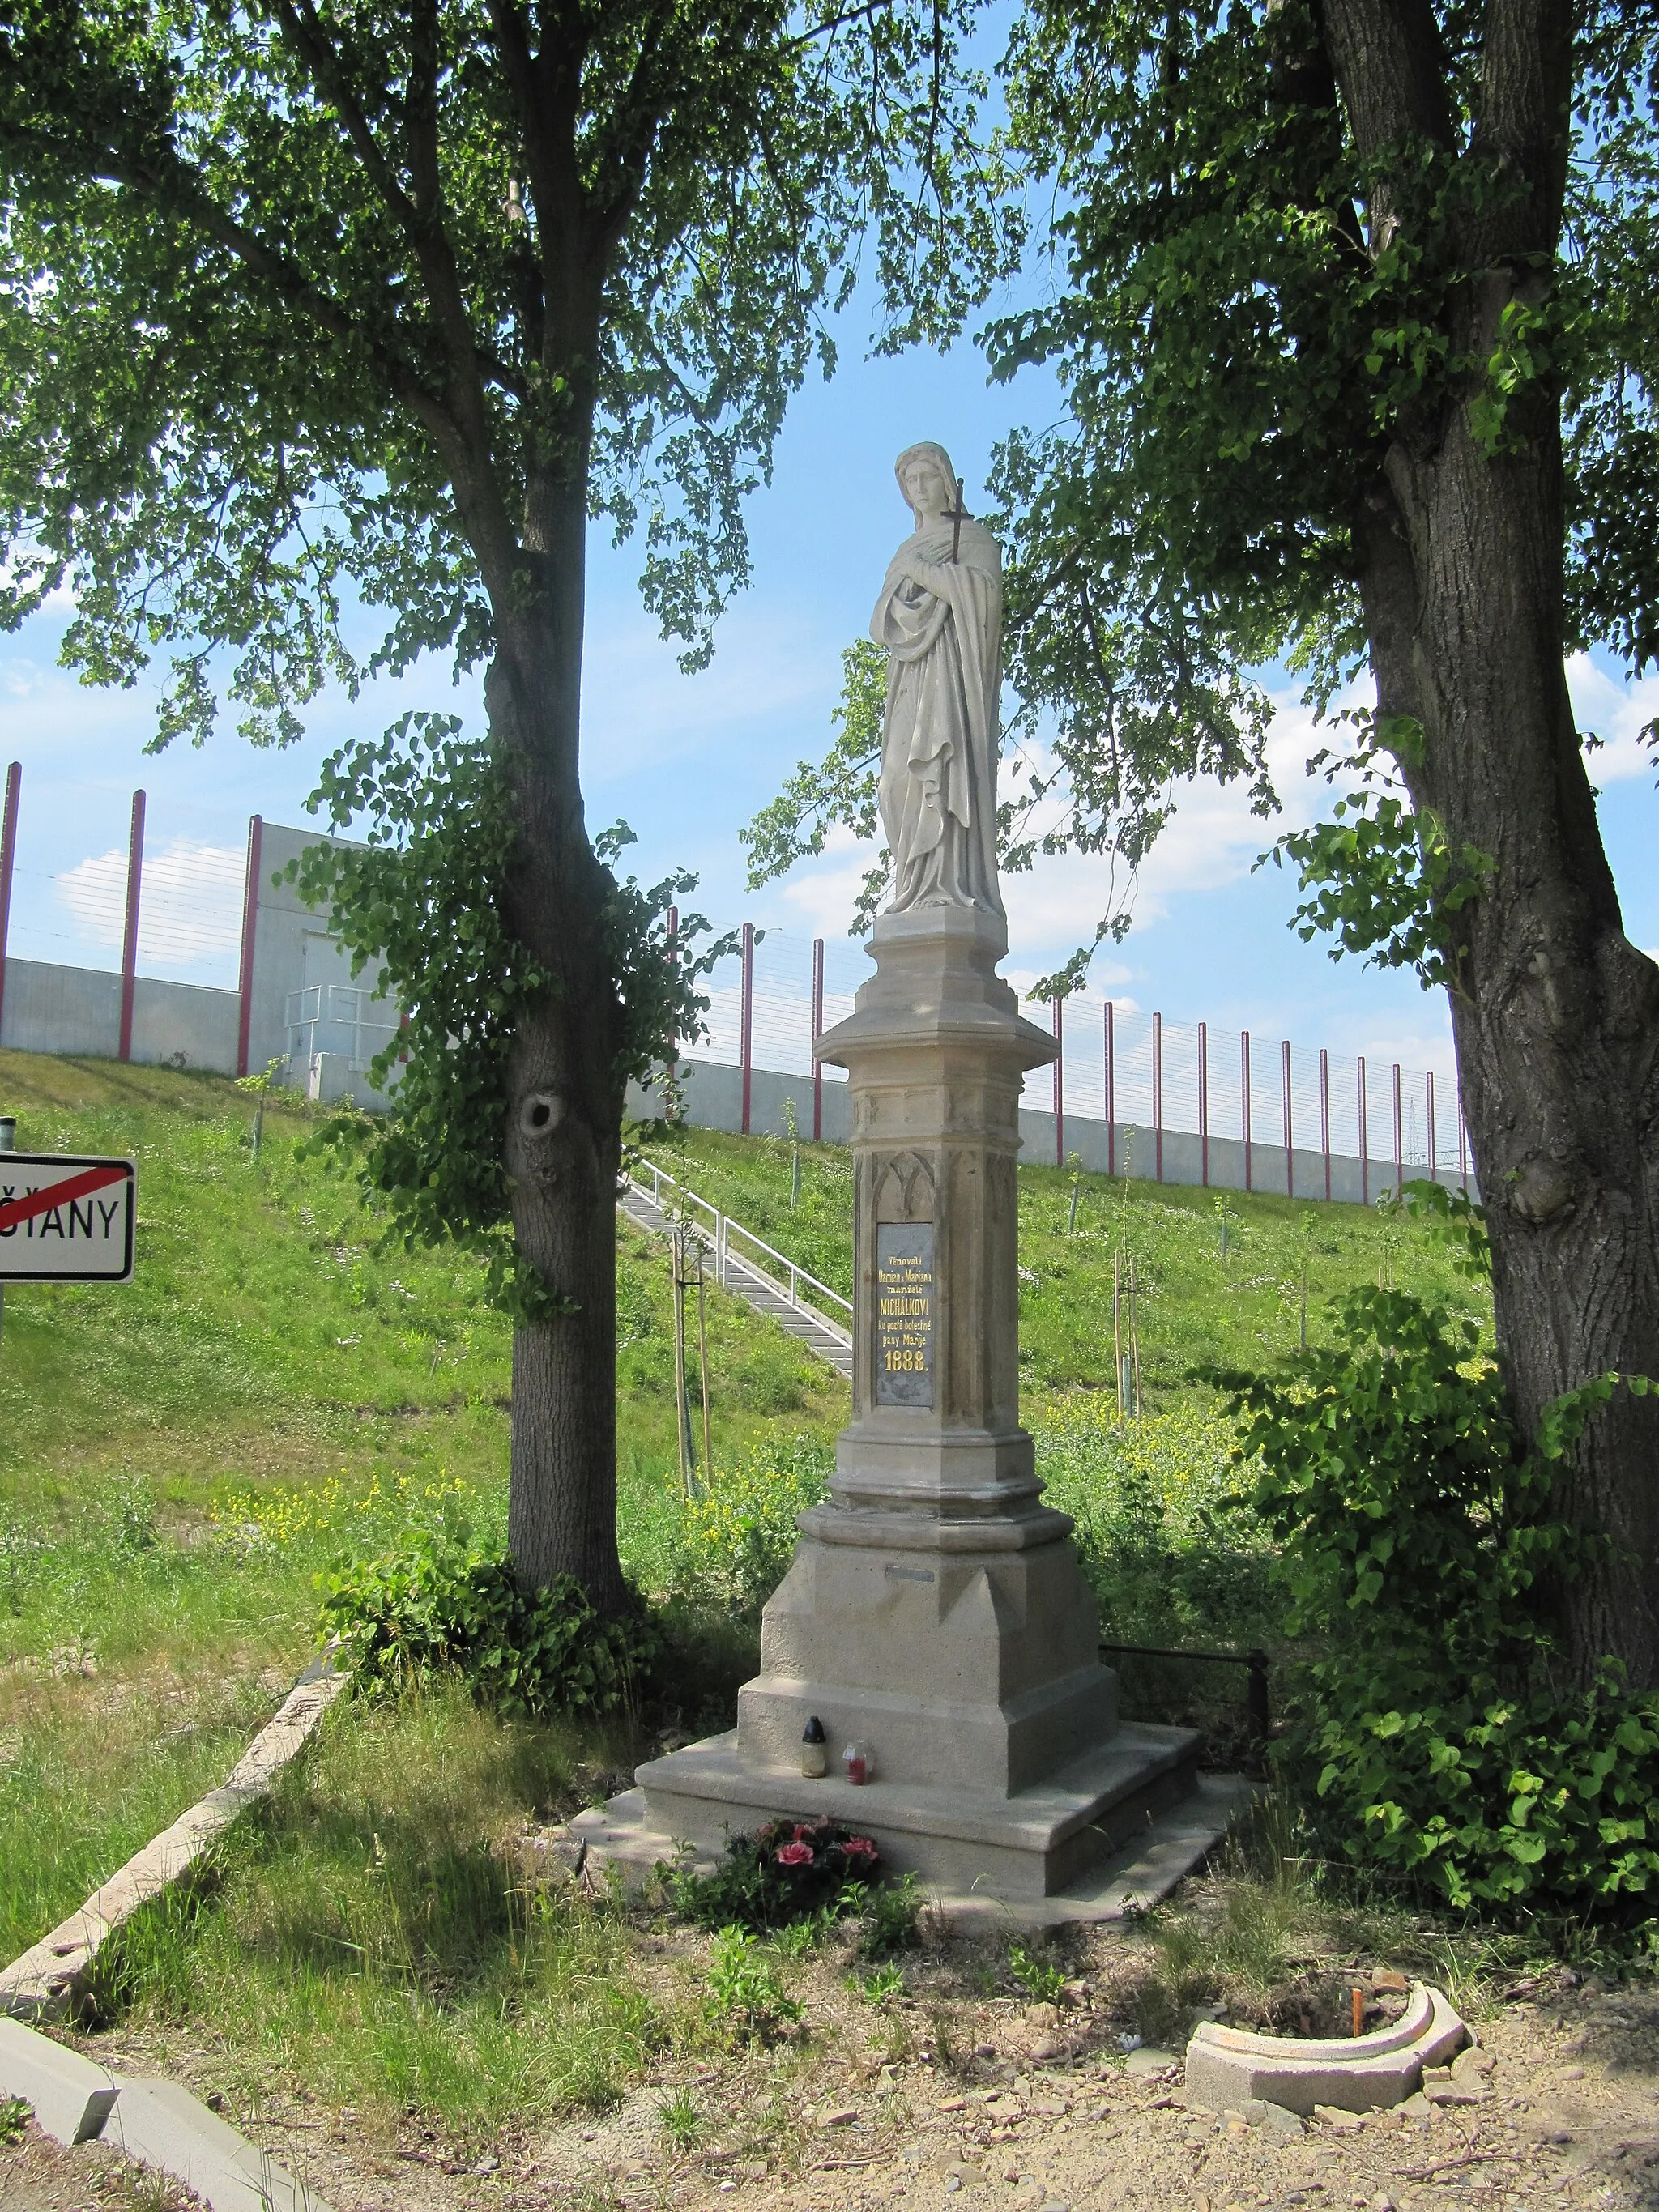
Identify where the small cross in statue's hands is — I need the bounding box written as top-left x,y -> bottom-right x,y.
942,488 -> 971,562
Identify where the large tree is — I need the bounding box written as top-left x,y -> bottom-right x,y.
753,0 -> 1659,1684
0,0 -> 1013,1609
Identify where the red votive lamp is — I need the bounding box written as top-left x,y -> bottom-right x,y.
842,1740 -> 872,1785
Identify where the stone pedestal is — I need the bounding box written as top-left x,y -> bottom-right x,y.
615,906 -> 1218,1906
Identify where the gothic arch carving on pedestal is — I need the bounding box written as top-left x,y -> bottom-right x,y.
873,1149 -> 936,1224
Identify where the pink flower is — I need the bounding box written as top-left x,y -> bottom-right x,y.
775,1841 -> 816,1867
842,1836 -> 877,1859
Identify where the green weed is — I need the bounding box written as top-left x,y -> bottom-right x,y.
852,1962 -> 906,2005
1008,1940 -> 1068,2004
703,1925 -> 802,2041
861,1871 -> 922,1957
658,2083 -> 702,2150
1,2095 -> 30,2145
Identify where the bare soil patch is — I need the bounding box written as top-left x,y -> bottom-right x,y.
41,1929 -> 1657,2212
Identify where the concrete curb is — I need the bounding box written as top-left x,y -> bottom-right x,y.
109,2075 -> 331,2212
0,2016 -> 118,2146
0,2018 -> 330,2212
1184,1982 -> 1469,2115
0,1644 -> 347,2022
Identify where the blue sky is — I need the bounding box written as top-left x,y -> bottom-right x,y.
2,300 -> 1656,1094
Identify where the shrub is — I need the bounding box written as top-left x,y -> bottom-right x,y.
318,1525 -> 658,1720
1035,1398 -> 1274,1650
669,1818 -> 881,1931
676,1437 -> 831,1614
1237,1284 -> 1659,1916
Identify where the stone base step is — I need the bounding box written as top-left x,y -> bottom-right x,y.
569,1737 -> 1254,1927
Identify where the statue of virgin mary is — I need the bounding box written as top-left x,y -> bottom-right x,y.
871,441 -> 1004,918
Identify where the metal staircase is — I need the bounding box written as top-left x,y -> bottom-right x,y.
616,1162 -> 853,1380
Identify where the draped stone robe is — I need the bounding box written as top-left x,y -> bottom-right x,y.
871,513 -> 1004,918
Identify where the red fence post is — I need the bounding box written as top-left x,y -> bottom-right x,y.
739,920 -> 754,1135
236,812 -> 263,1078
1242,1029 -> 1252,1192
1320,1046 -> 1331,1203
1427,1069 -> 1437,1183
1198,1020 -> 1209,1187
1282,1038 -> 1294,1199
1052,995 -> 1064,1166
1392,1062 -> 1403,1191
1104,1001 -> 1115,1177
811,935 -> 825,1142
1358,1055 -> 1369,1206
117,788 -> 146,1064
0,761 -> 19,1049
1153,1010 -> 1163,1182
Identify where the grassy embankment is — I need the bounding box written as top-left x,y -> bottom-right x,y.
0,1052 -> 841,1966
0,1054 -> 1490,2150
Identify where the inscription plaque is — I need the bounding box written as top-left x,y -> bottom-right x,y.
875,1222 -> 935,1407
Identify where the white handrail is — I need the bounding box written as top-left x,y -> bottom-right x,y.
622,1158 -> 853,1323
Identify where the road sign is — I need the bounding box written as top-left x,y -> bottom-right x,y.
0,1153 -> 136,1282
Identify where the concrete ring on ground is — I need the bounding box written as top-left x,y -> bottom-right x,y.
1184,1982 -> 1468,2115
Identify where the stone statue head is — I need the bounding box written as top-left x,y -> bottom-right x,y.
895,441 -> 960,531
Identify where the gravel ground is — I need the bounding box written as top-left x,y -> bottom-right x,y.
4,1946 -> 1655,2212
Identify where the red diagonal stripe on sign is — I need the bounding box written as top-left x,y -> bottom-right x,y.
0,1164 -> 130,1235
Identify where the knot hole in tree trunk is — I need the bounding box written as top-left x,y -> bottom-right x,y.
518,1090 -> 565,1140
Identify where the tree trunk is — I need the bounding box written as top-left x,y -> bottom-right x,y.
1355,310 -> 1659,1694
487,467 -> 631,1617
1397,416 -> 1659,1686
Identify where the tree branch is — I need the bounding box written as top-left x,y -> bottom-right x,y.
267,0 -> 423,230
264,0 -> 518,588
787,0 -> 893,51
1321,0 -> 1458,157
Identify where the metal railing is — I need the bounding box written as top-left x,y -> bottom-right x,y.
1099,1640 -> 1272,1745
623,1157 -> 853,1344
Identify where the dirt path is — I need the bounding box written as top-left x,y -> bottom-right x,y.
6,1954 -> 1654,2212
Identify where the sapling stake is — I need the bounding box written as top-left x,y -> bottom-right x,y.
672,1226 -> 691,1499
784,1097 -> 801,1208
697,1243 -> 711,1480
1119,1256 -> 1132,1424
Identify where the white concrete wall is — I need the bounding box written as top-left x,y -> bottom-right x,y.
0,958 -> 240,1072
244,821 -> 399,1104
0,820 -> 398,1102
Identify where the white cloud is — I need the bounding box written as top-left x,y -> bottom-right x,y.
57,837 -> 246,974
581,601 -> 829,786
1567,654 -> 1659,783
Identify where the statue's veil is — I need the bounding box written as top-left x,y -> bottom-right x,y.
894,441 -> 961,531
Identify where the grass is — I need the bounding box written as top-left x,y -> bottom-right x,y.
646,1124 -> 1488,1408
97,1684 -> 663,2134
0,1052 -> 845,1962
0,1049 -> 1513,2158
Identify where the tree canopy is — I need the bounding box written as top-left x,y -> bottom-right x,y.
752,0 -> 1659,984
0,0 -> 1017,1603
0,0 -> 1015,739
